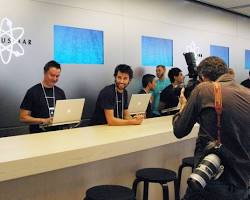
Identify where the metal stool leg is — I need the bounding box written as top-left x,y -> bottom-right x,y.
174,179 -> 180,200
143,181 -> 149,200
177,164 -> 185,199
162,184 -> 169,200
132,178 -> 141,198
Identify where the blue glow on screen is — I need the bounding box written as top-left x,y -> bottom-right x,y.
141,36 -> 173,67
210,45 -> 229,66
245,50 -> 250,69
54,25 -> 104,64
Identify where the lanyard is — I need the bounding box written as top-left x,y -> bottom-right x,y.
115,85 -> 124,119
41,82 -> 55,118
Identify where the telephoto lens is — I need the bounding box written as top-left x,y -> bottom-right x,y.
187,154 -> 224,191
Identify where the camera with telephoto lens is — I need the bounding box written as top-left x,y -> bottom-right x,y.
187,141 -> 225,191
183,52 -> 200,98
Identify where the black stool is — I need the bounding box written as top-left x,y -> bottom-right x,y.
84,185 -> 135,200
132,168 -> 179,200
177,156 -> 194,198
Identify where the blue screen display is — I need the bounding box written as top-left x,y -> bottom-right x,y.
141,36 -> 173,67
54,25 -> 104,64
210,45 -> 229,66
245,50 -> 250,69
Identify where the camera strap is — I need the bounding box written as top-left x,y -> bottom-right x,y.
213,82 -> 222,145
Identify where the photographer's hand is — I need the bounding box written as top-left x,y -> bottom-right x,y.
179,88 -> 187,112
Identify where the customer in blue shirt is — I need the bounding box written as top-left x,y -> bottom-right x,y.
152,65 -> 171,116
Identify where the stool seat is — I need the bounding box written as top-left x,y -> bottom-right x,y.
85,185 -> 134,200
182,157 -> 194,166
133,168 -> 179,200
136,168 -> 177,184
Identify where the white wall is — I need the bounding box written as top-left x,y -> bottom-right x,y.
33,0 -> 250,77
0,0 -> 249,130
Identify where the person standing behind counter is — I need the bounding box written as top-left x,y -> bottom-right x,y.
241,70 -> 250,89
138,74 -> 157,118
20,60 -> 66,133
159,67 -> 184,114
152,65 -> 171,116
90,64 -> 144,126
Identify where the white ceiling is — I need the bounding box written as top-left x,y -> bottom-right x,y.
193,0 -> 250,17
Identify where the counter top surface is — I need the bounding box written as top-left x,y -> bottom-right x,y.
0,116 -> 198,181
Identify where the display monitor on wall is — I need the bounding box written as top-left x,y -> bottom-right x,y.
210,45 -> 229,66
245,49 -> 250,69
141,36 -> 173,67
54,25 -> 104,64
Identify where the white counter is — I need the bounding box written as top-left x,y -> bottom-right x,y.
0,116 -> 198,200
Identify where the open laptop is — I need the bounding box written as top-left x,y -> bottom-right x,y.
128,93 -> 151,115
161,102 -> 180,115
161,106 -> 180,114
48,98 -> 85,126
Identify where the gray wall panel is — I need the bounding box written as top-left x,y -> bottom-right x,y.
0,0 -> 249,135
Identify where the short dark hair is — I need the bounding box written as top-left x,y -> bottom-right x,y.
156,64 -> 166,69
198,56 -> 228,81
114,64 -> 133,80
142,74 -> 155,88
168,67 -> 182,83
44,60 -> 61,73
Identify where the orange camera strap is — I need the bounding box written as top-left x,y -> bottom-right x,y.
213,82 -> 222,144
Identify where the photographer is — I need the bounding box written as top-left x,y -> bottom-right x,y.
173,56 -> 250,200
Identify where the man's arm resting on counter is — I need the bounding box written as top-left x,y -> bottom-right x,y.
104,109 -> 143,126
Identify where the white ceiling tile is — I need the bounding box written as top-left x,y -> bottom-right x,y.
195,0 -> 250,17
232,7 -> 250,16
197,0 -> 250,8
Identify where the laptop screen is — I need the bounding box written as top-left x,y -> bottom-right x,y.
51,98 -> 85,126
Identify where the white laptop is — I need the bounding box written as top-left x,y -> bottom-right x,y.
49,98 -> 85,126
128,93 -> 151,115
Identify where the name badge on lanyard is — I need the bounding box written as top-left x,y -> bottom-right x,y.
41,82 -> 55,118
49,107 -> 55,117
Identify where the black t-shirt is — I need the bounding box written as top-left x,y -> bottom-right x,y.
160,84 -> 181,109
240,78 -> 250,89
90,84 -> 128,125
138,89 -> 154,118
20,83 -> 66,133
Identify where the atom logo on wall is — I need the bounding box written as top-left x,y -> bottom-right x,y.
0,17 -> 25,64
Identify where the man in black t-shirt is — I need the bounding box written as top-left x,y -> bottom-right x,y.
90,64 -> 144,126
159,67 -> 184,115
138,74 -> 156,118
240,70 -> 250,89
20,60 -> 66,133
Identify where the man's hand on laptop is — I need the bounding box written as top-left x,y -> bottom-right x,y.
132,114 -> 144,125
41,117 -> 53,125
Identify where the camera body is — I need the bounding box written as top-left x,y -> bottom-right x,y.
183,52 -> 200,98
187,141 -> 225,191
183,52 -> 198,80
